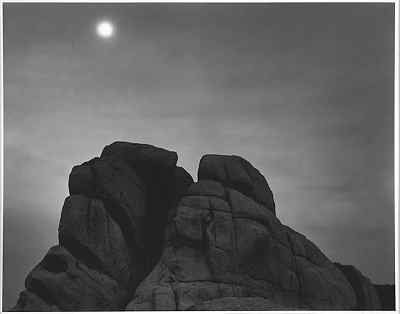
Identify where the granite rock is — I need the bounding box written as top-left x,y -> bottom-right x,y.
335,263 -> 381,309
24,246 -> 124,311
127,163 -> 356,310
12,144 -> 388,311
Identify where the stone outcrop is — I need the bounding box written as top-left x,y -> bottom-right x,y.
13,142 -> 193,311
23,246 -> 124,311
59,195 -> 139,288
11,142 -> 391,311
126,156 -> 356,310
334,263 -> 381,309
374,284 -> 395,310
188,296 -> 297,310
13,290 -> 60,311
198,155 -> 275,213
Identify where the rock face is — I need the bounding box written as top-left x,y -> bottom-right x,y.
188,296 -> 296,310
59,195 -> 139,288
334,263 -> 381,309
374,284 -> 395,310
24,246 -> 124,311
198,155 -> 275,213
12,142 -> 391,311
126,156 -> 356,310
13,142 -> 193,311
13,290 -> 60,311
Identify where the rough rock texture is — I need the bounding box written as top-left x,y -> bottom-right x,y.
375,284 -> 395,310
198,155 -> 275,213
69,155 -> 148,246
334,263 -> 381,309
13,290 -> 60,311
126,156 -> 356,310
58,195 -> 140,288
12,142 -> 391,311
13,142 -> 193,311
188,296 -> 299,310
16,246 -> 124,311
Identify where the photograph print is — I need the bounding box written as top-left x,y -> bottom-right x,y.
2,2 -> 396,311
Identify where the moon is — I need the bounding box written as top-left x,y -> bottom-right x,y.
96,21 -> 114,38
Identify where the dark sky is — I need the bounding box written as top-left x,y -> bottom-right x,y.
3,3 -> 395,309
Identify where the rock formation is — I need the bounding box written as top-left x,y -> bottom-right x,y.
374,284 -> 395,310
334,263 -> 381,309
13,142 -> 193,311
11,142 -> 393,311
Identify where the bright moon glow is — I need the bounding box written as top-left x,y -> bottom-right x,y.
96,21 -> 114,38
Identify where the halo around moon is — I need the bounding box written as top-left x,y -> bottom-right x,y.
96,21 -> 114,38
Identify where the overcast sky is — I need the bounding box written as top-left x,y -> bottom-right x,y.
3,3 -> 394,309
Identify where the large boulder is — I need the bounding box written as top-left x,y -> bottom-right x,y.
126,155 -> 356,310
69,157 -> 147,246
12,290 -> 60,311
13,142 -> 193,311
69,143 -> 192,254
20,246 -> 124,311
58,195 -> 141,288
334,263 -> 381,309
101,141 -> 178,170
12,145 -> 388,311
198,154 -> 275,213
374,284 -> 395,310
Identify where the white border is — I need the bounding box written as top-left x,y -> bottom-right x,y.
0,0 -> 397,2
1,1 -> 4,312
0,1 -> 398,313
394,0 -> 399,312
